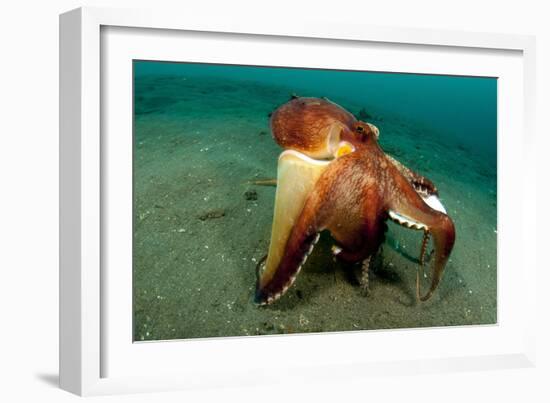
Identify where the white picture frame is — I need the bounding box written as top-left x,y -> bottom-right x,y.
59,6 -> 537,396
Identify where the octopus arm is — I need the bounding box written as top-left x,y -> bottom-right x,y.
385,154 -> 439,196
255,150 -> 329,304
387,179 -> 456,301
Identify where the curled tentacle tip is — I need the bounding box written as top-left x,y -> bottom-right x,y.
415,269 -> 432,303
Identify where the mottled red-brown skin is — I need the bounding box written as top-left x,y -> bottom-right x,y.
255,122 -> 456,304
270,97 -> 357,154
270,97 -> 438,196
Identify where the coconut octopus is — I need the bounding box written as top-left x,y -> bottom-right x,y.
255,96 -> 455,305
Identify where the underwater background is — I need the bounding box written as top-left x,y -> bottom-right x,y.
133,60 -> 497,341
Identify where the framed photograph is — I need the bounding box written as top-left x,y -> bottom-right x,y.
60,7 -> 537,396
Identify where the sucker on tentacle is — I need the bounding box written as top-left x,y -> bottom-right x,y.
385,154 -> 438,197
419,230 -> 430,266
388,210 -> 428,231
258,232 -> 320,306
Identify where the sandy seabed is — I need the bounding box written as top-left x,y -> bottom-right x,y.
133,75 -> 497,341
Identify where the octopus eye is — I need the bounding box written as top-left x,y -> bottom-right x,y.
355,125 -> 364,133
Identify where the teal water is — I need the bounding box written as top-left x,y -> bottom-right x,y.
135,61 -> 497,160
133,60 -> 497,341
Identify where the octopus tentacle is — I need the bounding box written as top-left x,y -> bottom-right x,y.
256,147 -> 385,305
419,230 -> 430,266
385,154 -> 438,196
256,150 -> 365,304
255,193 -> 323,305
248,158 -> 440,202
256,230 -> 321,305
387,179 -> 455,301
255,150 -> 329,305
360,256 -> 372,295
